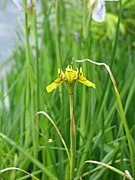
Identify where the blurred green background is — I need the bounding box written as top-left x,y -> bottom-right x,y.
0,0 -> 135,179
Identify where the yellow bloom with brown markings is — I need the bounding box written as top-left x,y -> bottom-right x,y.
46,65 -> 96,94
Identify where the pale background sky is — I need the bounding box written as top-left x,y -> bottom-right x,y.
0,1 -> 19,65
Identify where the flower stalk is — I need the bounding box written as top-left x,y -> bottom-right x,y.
46,65 -> 96,179
24,0 -> 32,147
69,94 -> 76,180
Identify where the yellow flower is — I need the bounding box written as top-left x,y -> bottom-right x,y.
46,65 -> 96,94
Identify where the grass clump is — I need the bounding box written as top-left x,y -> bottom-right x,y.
0,0 -> 135,179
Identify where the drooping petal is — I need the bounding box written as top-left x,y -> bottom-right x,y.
92,0 -> 106,22
77,76 -> 96,88
46,78 -> 64,93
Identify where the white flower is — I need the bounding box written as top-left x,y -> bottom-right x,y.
92,0 -> 106,22
13,0 -> 32,11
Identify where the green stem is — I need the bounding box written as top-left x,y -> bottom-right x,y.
24,1 -> 31,68
110,0 -> 122,67
80,160 -> 133,180
33,0 -> 39,111
82,0 -> 92,40
55,0 -> 61,67
24,0 -> 32,147
74,58 -> 135,178
55,0 -> 63,105
115,87 -> 135,178
32,0 -> 39,170
69,94 -> 76,180
80,1 -> 92,147
0,132 -> 58,180
0,167 -> 40,180
79,70 -> 86,146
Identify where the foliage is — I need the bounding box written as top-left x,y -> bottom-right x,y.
0,0 -> 135,179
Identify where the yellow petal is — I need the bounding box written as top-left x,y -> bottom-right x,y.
46,78 -> 64,93
77,76 -> 96,88
58,68 -> 61,75
65,65 -> 78,84
79,67 -> 83,75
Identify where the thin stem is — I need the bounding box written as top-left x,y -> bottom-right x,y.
80,0 -> 92,146
55,0 -> 63,105
24,1 -> 31,67
32,0 -> 39,170
33,0 -> 39,111
110,0 -> 122,67
0,167 -> 39,180
0,132 -> 58,180
69,94 -> 73,119
115,88 -> 135,178
80,160 -> 133,180
35,111 -> 70,163
69,94 -> 76,180
74,58 -> 135,178
79,71 -> 86,147
55,0 -> 61,67
24,0 -> 32,146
